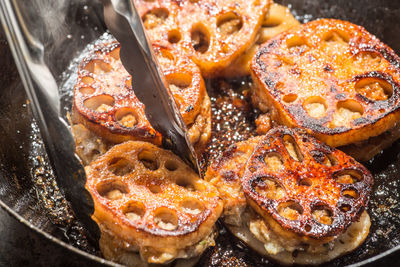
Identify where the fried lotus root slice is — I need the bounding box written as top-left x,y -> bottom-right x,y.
205,136 -> 262,225
222,3 -> 300,77
86,141 -> 223,264
241,127 -> 373,239
251,19 -> 400,148
73,42 -> 210,150
134,0 -> 270,78
258,3 -> 301,45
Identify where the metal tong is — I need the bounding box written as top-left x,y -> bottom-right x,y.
101,0 -> 200,173
0,0 -> 100,244
0,0 -> 200,246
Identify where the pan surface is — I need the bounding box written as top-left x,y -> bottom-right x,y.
1,0 -> 400,265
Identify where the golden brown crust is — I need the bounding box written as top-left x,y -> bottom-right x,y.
257,3 -> 301,45
251,19 -> 400,147
73,42 -> 210,149
241,127 -> 373,238
205,136 -> 262,219
222,3 -> 300,77
86,141 -> 223,263
135,0 -> 271,78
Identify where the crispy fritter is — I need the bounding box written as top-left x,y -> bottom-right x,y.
222,3 -> 300,77
135,0 -> 271,78
86,141 -> 223,264
242,127 -> 372,239
206,127 -> 372,264
73,42 -> 210,150
205,136 -> 262,224
251,19 -> 400,148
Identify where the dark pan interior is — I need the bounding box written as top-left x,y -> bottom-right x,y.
0,0 -> 400,266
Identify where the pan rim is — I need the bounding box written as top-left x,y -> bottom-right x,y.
0,198 -> 121,266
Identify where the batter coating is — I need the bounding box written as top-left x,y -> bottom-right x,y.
86,141 -> 223,264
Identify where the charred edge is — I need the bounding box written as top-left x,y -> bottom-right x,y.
131,207 -> 214,237
351,71 -> 399,106
254,39 -> 281,73
286,105 -> 334,133
213,144 -> 239,170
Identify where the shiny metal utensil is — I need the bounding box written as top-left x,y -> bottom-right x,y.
101,0 -> 200,173
0,0 -> 100,244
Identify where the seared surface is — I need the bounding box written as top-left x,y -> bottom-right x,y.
242,127 -> 373,238
16,1 -> 400,265
222,3 -> 300,77
73,42 -> 210,150
134,0 -> 270,78
85,141 -> 222,263
251,19 -> 400,147
205,136 -> 262,220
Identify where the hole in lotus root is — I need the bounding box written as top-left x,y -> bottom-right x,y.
167,73 -> 192,91
342,188 -> 359,199
334,170 -> 362,184
176,177 -> 196,191
181,198 -> 203,215
283,135 -> 303,161
252,177 -> 286,200
97,180 -> 129,200
149,184 -> 162,194
262,14 -> 282,27
264,153 -> 284,172
138,150 -> 159,171
304,96 -> 327,118
312,204 -> 333,225
154,208 -> 178,230
333,100 -> 364,127
339,203 -> 351,212
81,76 -> 94,84
286,35 -> 309,53
324,30 -> 350,43
142,8 -> 169,29
299,178 -> 312,187
277,201 -> 303,220
124,202 -> 145,221
79,87 -> 95,95
310,150 -> 336,166
305,224 -> 312,232
191,23 -> 210,53
217,12 -> 243,35
115,108 -> 138,128
282,93 -> 298,103
84,95 -> 115,112
84,60 -> 112,74
165,160 -> 179,171
157,49 -> 175,66
355,78 -> 393,101
168,29 -> 181,44
108,157 -> 134,176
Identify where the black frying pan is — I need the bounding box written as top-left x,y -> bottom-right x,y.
1,0 -> 400,265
